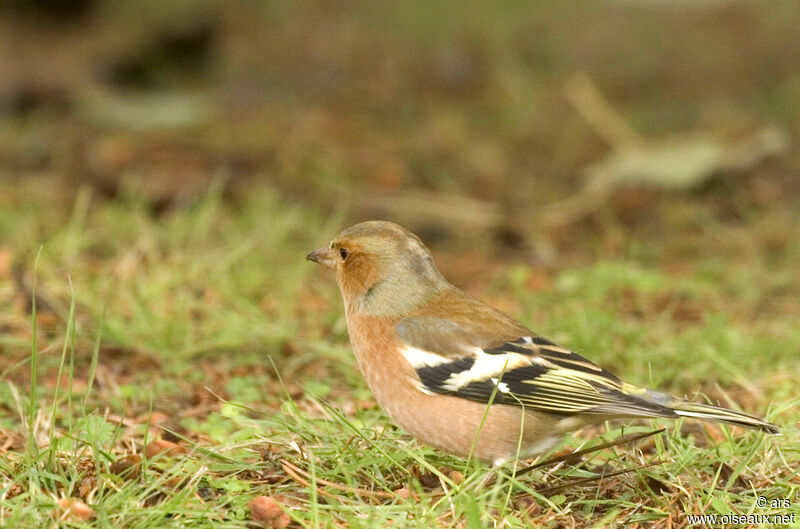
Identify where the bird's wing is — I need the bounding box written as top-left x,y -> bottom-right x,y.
395,316 -> 676,418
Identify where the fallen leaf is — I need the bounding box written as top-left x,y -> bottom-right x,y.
249,496 -> 290,529
410,466 -> 440,489
109,454 -> 142,478
78,477 -> 97,499
447,470 -> 464,485
393,487 -> 412,499
145,439 -> 188,458
57,498 -> 95,521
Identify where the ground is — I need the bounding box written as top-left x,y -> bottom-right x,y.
0,1 -> 799,528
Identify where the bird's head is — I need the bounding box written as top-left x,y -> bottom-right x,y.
306,220 -> 449,315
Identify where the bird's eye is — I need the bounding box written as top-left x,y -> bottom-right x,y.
339,247 -> 349,260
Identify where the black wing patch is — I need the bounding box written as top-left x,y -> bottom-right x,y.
412,336 -> 676,419
416,357 -> 475,392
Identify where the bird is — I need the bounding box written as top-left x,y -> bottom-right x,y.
306,220 -> 779,466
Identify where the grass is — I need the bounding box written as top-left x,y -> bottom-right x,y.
1,3 -> 800,525
0,184 -> 798,528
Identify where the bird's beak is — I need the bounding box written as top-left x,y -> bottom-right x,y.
306,246 -> 336,269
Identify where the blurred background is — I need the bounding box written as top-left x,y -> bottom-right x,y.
3,0 -> 799,256
1,0 -> 798,427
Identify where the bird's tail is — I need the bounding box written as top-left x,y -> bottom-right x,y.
638,387 -> 780,434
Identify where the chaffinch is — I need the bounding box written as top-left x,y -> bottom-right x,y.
307,220 -> 779,465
